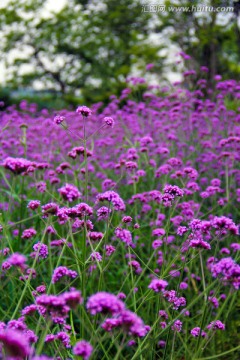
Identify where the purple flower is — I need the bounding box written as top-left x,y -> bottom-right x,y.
53,115 -> 65,125
62,289 -> 83,308
105,245 -> 116,256
32,242 -> 48,259
96,190 -> 126,211
52,266 -> 78,284
152,228 -> 165,237
171,320 -> 182,332
159,310 -> 168,319
27,200 -> 41,210
122,216 -> 132,223
56,331 -> 71,348
210,257 -> 240,289
148,279 -> 168,292
0,329 -> 31,358
73,340 -> 93,359
21,228 -> 37,239
3,157 -> 36,175
115,227 -> 133,246
76,105 -> 92,117
86,292 -> 125,315
42,202 -> 59,217
5,253 -> 27,270
190,327 -> 206,337
97,206 -> 111,220
58,183 -> 81,202
91,252 -> 102,262
207,320 -> 225,331
104,117 -> 115,127
190,239 -> 211,250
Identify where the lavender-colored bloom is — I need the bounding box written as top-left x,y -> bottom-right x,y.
58,183 -> 81,202
3,157 -> 36,175
86,292 -> 125,315
0,329 -> 31,358
179,282 -> 188,290
159,310 -> 168,319
56,331 -> 71,348
158,340 -> 166,348
104,117 -> 115,127
53,115 -> 65,125
210,257 -> 240,289
42,202 -> 59,217
117,309 -> 149,337
152,240 -> 163,249
190,239 -> 211,250
105,244 -> 116,256
91,252 -> 102,262
27,200 -> 41,210
148,279 -> 168,292
128,260 -> 142,274
207,320 -> 225,331
73,340 -> 93,359
171,320 -> 182,332
32,242 -> 48,259
5,253 -> 27,270
21,304 -> 38,316
190,327 -> 206,337
115,227 -> 133,246
97,206 -> 111,220
21,228 -> 37,239
52,266 -> 78,284
96,190 -> 126,211
122,215 -> 132,223
152,228 -> 165,237
76,105 -> 92,117
62,289 -> 83,308
208,296 -> 219,308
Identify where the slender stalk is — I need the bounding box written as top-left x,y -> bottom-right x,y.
170,331 -> 177,360
199,251 -> 207,302
225,164 -> 229,202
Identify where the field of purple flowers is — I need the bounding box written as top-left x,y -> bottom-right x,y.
0,73 -> 240,359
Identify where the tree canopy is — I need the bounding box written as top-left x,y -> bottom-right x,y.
0,0 -> 240,105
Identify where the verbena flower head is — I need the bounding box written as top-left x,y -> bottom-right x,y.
3,157 -> 36,175
53,115 -> 65,125
171,320 -> 182,332
148,279 -> 168,292
190,327 -> 206,337
52,266 -> 78,284
58,183 -> 81,202
115,227 -> 133,246
210,257 -> 240,289
104,117 -> 115,127
96,190 -> 126,211
32,242 -> 48,259
0,329 -> 31,358
86,292 -> 125,315
207,320 -> 225,331
27,200 -> 41,210
21,228 -> 37,239
76,105 -> 92,117
73,340 -> 93,359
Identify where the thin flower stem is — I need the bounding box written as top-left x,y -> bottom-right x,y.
199,250 -> 207,302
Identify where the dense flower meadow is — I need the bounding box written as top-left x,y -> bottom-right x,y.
0,73 -> 240,359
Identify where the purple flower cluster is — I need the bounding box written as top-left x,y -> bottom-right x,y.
210,257 -> 240,289
96,190 -> 126,211
58,183 -> 81,202
73,340 -> 93,359
52,266 -> 78,284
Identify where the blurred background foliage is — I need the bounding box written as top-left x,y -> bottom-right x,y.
0,0 -> 240,108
